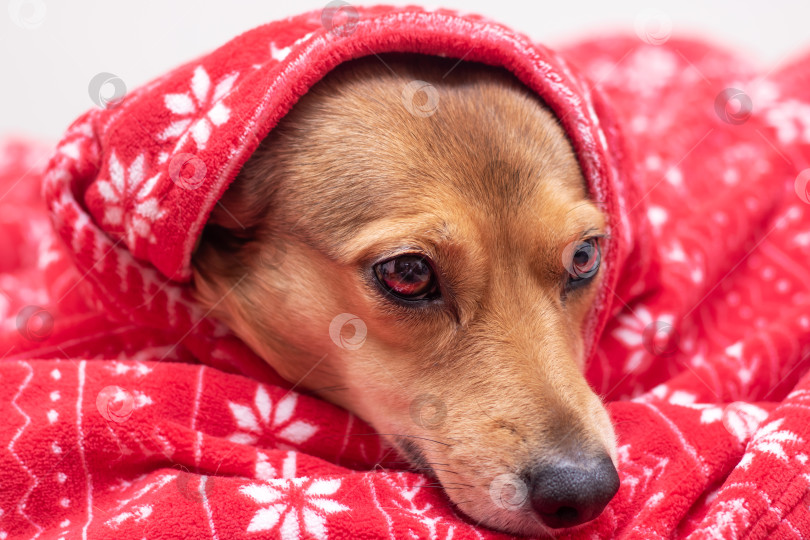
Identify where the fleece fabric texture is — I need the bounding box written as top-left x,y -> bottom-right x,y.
2,4 -> 810,539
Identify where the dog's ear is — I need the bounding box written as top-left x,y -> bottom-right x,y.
194,138 -> 280,256
207,140 -> 279,235
191,139 -> 282,296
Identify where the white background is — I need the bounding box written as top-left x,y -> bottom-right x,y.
2,0 -> 808,140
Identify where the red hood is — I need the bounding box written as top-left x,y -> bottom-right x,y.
42,5 -> 642,372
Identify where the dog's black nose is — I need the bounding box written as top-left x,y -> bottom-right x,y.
529,454 -> 619,529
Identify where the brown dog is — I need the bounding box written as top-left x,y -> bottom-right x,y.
192,53 -> 619,536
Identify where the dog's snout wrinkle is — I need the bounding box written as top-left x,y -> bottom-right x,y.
528,452 -> 619,529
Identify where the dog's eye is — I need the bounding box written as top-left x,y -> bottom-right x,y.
565,238 -> 601,290
374,254 -> 438,301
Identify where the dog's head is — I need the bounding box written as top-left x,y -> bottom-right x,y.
193,54 -> 618,536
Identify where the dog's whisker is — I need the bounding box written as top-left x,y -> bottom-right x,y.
304,385 -> 350,393
473,509 -> 499,528
351,433 -> 455,447
390,460 -> 451,467
419,467 -> 458,475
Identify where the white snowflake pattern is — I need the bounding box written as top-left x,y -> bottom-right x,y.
659,390 -> 724,424
375,472 -> 459,540
739,418 -> 804,469
105,504 -> 153,528
159,65 -> 238,150
240,477 -> 349,538
701,497 -> 751,538
228,386 -> 318,447
96,152 -> 165,246
763,99 -> 810,145
614,443 -> 670,506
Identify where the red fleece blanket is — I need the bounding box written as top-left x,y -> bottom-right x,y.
2,5 -> 810,539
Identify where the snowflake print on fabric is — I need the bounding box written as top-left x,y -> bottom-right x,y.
96,152 -> 165,247
159,65 -> 239,150
614,443 -> 671,507
9,5 -> 810,539
739,419 -> 805,469
373,472 -> 463,539
240,478 -> 349,538
228,386 -> 318,447
759,95 -> 810,144
700,497 -> 753,539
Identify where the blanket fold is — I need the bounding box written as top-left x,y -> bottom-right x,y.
1,5 -> 809,539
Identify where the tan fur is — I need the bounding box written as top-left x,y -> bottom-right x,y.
192,54 -> 616,536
